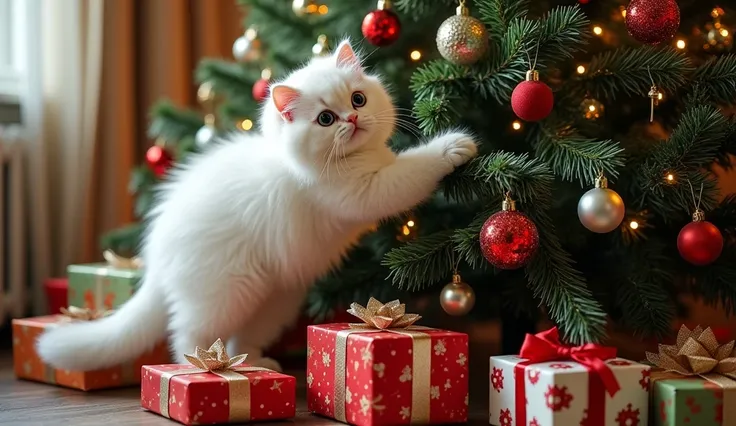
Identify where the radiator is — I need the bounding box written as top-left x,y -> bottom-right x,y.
0,131 -> 25,326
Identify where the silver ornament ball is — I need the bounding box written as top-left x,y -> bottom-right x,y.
440,274 -> 475,316
577,179 -> 625,233
232,30 -> 260,62
195,125 -> 217,148
436,6 -> 488,66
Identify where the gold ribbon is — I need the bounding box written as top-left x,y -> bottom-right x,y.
59,306 -> 114,321
646,325 -> 736,425
333,298 -> 431,424
158,339 -> 270,422
103,249 -> 143,269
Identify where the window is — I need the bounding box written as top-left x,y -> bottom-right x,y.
0,0 -> 22,97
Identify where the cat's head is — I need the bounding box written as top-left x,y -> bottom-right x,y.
261,40 -> 395,171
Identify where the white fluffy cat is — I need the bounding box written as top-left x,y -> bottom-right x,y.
37,40 -> 477,372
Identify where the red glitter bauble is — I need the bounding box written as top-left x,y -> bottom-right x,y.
361,9 -> 401,47
145,146 -> 174,177
511,80 -> 554,122
677,220 -> 723,266
480,210 -> 540,270
252,78 -> 270,102
625,0 -> 680,45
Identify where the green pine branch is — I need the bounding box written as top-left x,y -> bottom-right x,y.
148,101 -> 204,141
410,5 -> 587,131
478,0 -> 530,40
382,230 -> 456,290
578,46 -> 692,99
535,125 -> 625,187
441,151 -> 555,205
614,244 -> 674,338
690,249 -> 736,316
525,210 -> 607,344
452,208 -> 496,269
692,54 -> 736,105
413,95 -> 463,136
196,60 -> 259,97
100,222 -> 145,255
395,0 -> 455,19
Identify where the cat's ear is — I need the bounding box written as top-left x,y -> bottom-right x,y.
335,40 -> 361,71
271,85 -> 301,121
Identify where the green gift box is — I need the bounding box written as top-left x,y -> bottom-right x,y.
652,375 -> 733,426
648,325 -> 736,426
67,252 -> 142,310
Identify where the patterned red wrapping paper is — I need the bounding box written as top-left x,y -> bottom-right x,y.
13,314 -> 169,391
142,364 -> 296,425
307,323 -> 469,425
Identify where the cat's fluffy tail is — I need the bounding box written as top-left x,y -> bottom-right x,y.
36,279 -> 168,371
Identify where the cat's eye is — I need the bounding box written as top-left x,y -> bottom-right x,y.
317,110 -> 337,126
351,91 -> 367,108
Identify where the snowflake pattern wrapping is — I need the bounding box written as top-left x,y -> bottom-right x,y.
307,323 -> 468,426
489,355 -> 650,426
652,375 -> 732,426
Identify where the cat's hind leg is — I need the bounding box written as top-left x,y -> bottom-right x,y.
167,274 -> 274,363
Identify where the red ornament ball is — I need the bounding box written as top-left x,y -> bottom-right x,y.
511,79 -> 554,122
361,8 -> 401,47
677,220 -> 723,266
145,146 -> 174,177
252,78 -> 270,102
625,0 -> 680,45
480,210 -> 540,270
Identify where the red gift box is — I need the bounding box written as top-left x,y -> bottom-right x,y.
307,298 -> 469,425
142,339 -> 296,425
43,278 -> 68,314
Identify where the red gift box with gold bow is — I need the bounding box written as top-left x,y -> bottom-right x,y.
13,308 -> 169,391
489,327 -> 651,426
307,298 -> 469,425
141,339 -> 296,425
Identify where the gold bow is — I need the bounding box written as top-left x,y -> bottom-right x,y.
347,297 -> 421,330
646,325 -> 736,378
60,306 -> 114,321
103,249 -> 143,269
183,338 -> 248,371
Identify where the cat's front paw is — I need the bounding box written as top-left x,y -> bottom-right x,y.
430,133 -> 478,168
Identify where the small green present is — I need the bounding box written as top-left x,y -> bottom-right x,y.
67,250 -> 143,311
648,325 -> 736,426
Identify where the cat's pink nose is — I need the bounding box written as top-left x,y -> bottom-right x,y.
346,114 -> 358,125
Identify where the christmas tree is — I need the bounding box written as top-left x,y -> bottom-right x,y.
103,0 -> 736,345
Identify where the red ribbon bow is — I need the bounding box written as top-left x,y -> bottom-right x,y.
519,327 -> 621,396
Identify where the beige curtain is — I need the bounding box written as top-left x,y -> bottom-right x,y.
27,0 -> 242,313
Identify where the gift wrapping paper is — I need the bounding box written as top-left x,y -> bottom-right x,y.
307,323 -> 469,426
12,315 -> 169,390
652,375 -> 733,425
489,355 -> 650,426
141,364 -> 296,425
67,263 -> 141,310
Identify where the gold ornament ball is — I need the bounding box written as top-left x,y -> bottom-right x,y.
436,13 -> 488,66
439,275 -> 475,316
581,98 -> 605,120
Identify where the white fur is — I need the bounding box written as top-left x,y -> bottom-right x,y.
36,40 -> 477,372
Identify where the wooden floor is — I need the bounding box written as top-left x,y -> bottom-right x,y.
0,352 -> 492,426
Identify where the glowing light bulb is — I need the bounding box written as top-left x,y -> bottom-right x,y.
410,50 -> 422,61
407,220 -> 415,227
241,119 -> 253,130
588,105 -> 597,112
658,92 -> 664,101
577,65 -> 586,74
402,226 -> 411,236
512,120 -> 522,131
629,221 -> 639,230
676,39 -> 686,49
666,173 -> 675,183
318,5 -> 328,14
721,29 -> 729,37
593,26 -> 603,36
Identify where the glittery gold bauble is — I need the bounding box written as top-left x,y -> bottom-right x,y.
436,4 -> 488,66
581,98 -> 604,120
439,274 -> 475,316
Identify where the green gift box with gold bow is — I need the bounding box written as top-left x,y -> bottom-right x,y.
648,325 -> 736,426
67,250 -> 143,311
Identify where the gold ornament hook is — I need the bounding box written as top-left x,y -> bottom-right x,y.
594,172 -> 608,189
502,192 -> 516,211
457,0 -> 469,16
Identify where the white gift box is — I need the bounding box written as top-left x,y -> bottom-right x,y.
489,355 -> 650,426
